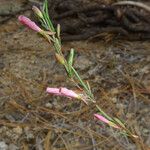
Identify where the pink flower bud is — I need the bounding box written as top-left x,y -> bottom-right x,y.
46,87 -> 80,99
94,114 -> 109,124
94,114 -> 120,129
18,15 -> 42,32
59,87 -> 79,98
46,88 -> 61,96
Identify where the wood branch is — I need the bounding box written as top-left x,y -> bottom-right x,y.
113,1 -> 150,13
30,0 -> 150,41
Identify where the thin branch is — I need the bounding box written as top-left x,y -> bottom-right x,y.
113,1 -> 150,13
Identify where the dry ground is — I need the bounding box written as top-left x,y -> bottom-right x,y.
0,0 -> 150,150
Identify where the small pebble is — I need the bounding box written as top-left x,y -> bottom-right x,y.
126,113 -> 133,119
45,102 -> 53,108
112,97 -> 117,103
13,126 -> 22,135
8,144 -> 18,150
0,141 -> 8,150
24,127 -> 34,140
74,56 -> 93,70
143,128 -> 149,134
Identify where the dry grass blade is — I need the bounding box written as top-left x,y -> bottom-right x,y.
44,130 -> 52,150
22,142 -> 29,150
87,127 -> 97,150
8,100 -> 28,114
59,135 -> 71,150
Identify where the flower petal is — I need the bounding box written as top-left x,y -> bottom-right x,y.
46,87 -> 80,99
46,87 -> 61,96
18,15 -> 42,32
59,87 -> 79,98
94,114 -> 110,124
94,114 -> 120,129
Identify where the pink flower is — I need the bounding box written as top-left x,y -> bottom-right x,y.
94,114 -> 110,124
46,87 -> 80,99
94,114 -> 120,129
18,15 -> 42,32
46,88 -> 62,96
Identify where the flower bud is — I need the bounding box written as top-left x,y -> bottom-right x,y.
57,24 -> 60,38
32,6 -> 43,19
46,87 -> 80,99
55,53 -> 65,65
18,15 -> 42,32
94,114 -> 120,129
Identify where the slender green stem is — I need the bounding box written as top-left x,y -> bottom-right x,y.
70,66 -> 93,99
32,0 -> 138,139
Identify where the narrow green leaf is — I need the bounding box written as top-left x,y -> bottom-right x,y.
114,118 -> 125,128
86,81 -> 90,90
42,0 -> 55,31
120,131 -> 131,138
42,0 -> 46,12
57,24 -> 61,39
68,48 -> 74,66
54,38 -> 61,52
70,66 -> 93,98
86,81 -> 94,99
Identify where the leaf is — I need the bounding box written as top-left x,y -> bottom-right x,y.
68,48 -> 74,67
65,48 -> 75,77
42,0 -> 55,31
114,117 -> 126,128
71,66 -> 89,93
54,38 -> 61,53
57,24 -> 61,38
